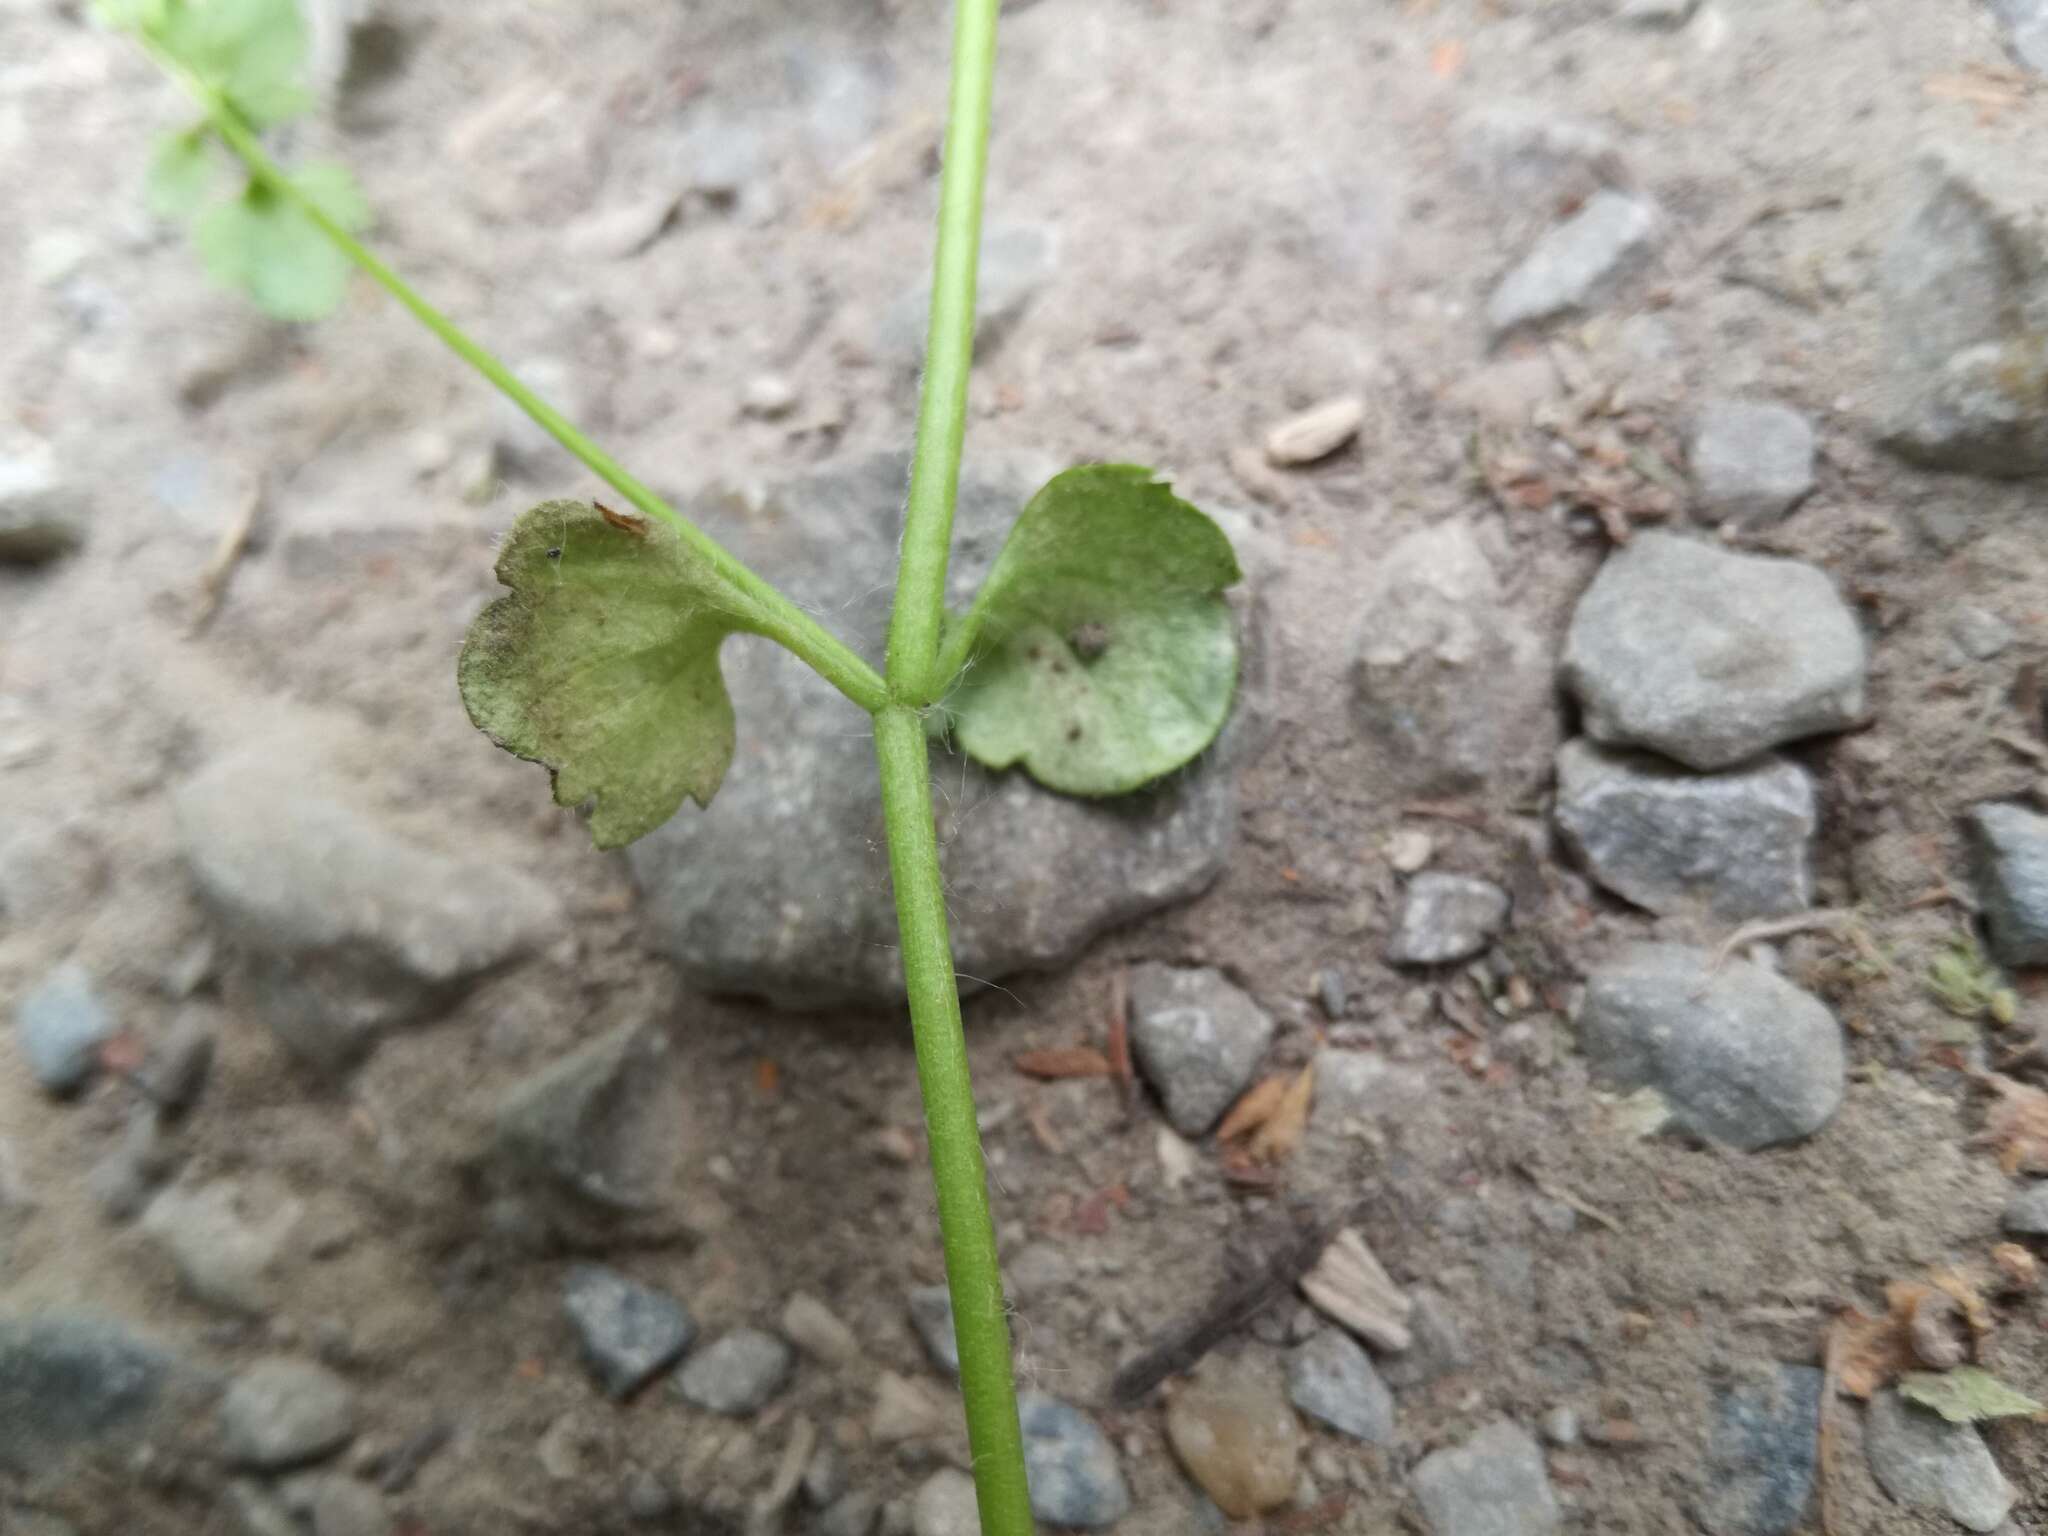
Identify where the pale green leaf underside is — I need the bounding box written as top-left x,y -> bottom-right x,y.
459,500 -> 768,850
195,166 -> 367,321
154,0 -> 311,126
1897,1369 -> 2045,1424
147,125 -> 216,219
948,464 -> 1241,796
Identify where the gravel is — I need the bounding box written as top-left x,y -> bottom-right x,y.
1386,873 -> 1510,966
1348,522 -> 1557,796
1487,190 -> 1658,337
1966,802 -> 2048,967
1127,963 -> 1276,1136
1285,1329 -> 1395,1444
1863,1390 -> 2015,1532
174,744 -> 563,1070
1694,1366 -> 1823,1536
561,1265 -> 695,1399
220,1358 -> 357,1470
0,1313 -> 175,1472
1553,740 -> 1816,920
14,961 -> 117,1095
2003,1181 -> 2048,1235
673,1329 -> 792,1415
1688,399 -> 1815,525
1577,945 -> 1845,1150
1018,1393 -> 1130,1530
906,1284 -> 958,1376
1560,531 -> 1867,770
1412,1420 -> 1561,1536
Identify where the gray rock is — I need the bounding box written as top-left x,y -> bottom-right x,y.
1578,945 -> 1845,1150
1694,1366 -> 1823,1536
175,748 -> 562,1070
1019,1393 -> 1130,1530
2003,1181 -> 2048,1234
1387,873 -> 1510,966
220,1358 -> 356,1469
906,1285 -> 959,1376
1377,1288 -> 1469,1389
1286,1329 -> 1395,1444
1127,964 -> 1276,1136
1412,1421 -> 1560,1536
494,1022 -> 683,1214
14,962 -> 117,1094
226,1480 -> 302,1536
279,1473 -> 388,1536
822,1491 -> 882,1536
1878,143 -> 2048,477
674,1329 -> 791,1415
0,1314 -> 175,1472
1967,803 -> 2048,966
1553,740 -> 1816,920
1455,106 -> 1622,230
627,456 -> 1249,1009
1864,1390 -> 2014,1532
883,224 -> 1057,365
911,1470 -> 978,1536
0,820 -> 108,926
0,436 -> 86,564
1950,606 -> 2016,661
562,1265 -> 695,1398
1487,190 -> 1659,338
139,1178 -> 302,1316
1690,400 -> 1815,525
1349,523 -> 1557,796
1560,532 -> 1867,770
1992,0 -> 2048,71
803,1440 -> 850,1506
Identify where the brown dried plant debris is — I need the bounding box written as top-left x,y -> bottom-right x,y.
1975,1073 -> 2048,1175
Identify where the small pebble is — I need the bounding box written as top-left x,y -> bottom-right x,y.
742,374 -> 800,419
1386,829 -> 1434,873
673,1329 -> 791,1415
1541,1406 -> 1581,1447
821,1491 -> 881,1536
906,1285 -> 959,1376
15,962 -> 118,1095
622,1468 -> 676,1524
562,1265 -> 695,1399
1263,395 -> 1365,467
1386,873 -> 1510,966
912,1469 -> 979,1536
220,1359 -> 357,1470
1019,1393 -> 1130,1529
782,1292 -> 863,1368
1164,1355 -> 1302,1520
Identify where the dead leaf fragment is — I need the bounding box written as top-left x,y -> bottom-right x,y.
1976,1073 -> 2048,1174
1247,1064 -> 1314,1165
1012,1046 -> 1114,1080
1216,1074 -> 1292,1144
1299,1228 -> 1413,1352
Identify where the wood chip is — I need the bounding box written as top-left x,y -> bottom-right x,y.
1012,1047 -> 1114,1080
1263,395 -> 1365,467
1248,1064 -> 1315,1165
1299,1227 -> 1413,1352
1215,1074 -> 1292,1144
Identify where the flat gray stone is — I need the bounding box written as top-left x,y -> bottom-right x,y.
1878,142 -> 2048,477
562,1265 -> 695,1398
0,1314 -> 175,1473
673,1329 -> 791,1415
1349,522 -> 1557,796
14,962 -> 117,1095
628,456 -> 1250,1009
494,1022 -> 683,1217
1286,1329 -> 1395,1444
1553,740 -> 1815,920
1690,400 -> 1815,525
1127,964 -> 1275,1136
1412,1421 -> 1560,1536
1967,803 -> 2048,966
906,1285 -> 958,1376
1993,0 -> 2048,71
1864,1390 -> 2014,1532
2002,1181 -> 2048,1235
175,747 -> 562,1070
1560,532 -> 1866,770
1694,1366 -> 1823,1536
1387,873 -> 1509,966
1578,945 -> 1845,1150
220,1359 -> 356,1470
1019,1393 -> 1129,1530
1378,1288 -> 1469,1389
1488,190 -> 1658,338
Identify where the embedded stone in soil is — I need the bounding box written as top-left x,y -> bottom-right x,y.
1127,963 -> 1276,1137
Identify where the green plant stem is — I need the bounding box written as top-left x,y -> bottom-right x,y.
885,0 -> 999,704
873,707 -> 1032,1536
147,48 -> 888,717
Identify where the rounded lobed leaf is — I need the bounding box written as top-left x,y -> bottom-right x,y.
193,166 -> 367,322
945,464 -> 1242,796
154,0 -> 312,127
459,500 -> 770,850
147,124 -> 217,219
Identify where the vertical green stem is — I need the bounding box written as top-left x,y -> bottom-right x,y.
874,708 -> 1032,1536
874,0 -> 1031,1530
884,0 -> 999,697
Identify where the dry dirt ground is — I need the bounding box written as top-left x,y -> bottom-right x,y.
4,0 -> 2048,1533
